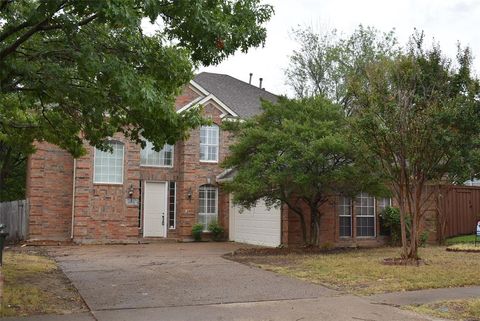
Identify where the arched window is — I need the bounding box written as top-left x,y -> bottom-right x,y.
93,141 -> 124,184
200,125 -> 219,162
198,185 -> 218,230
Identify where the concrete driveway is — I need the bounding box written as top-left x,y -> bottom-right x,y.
46,242 -> 436,321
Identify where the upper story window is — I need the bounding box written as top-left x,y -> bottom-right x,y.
93,141 -> 124,184
141,141 -> 174,167
200,125 -> 219,162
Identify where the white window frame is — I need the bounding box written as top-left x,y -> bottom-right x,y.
199,125 -> 219,163
355,192 -> 376,238
198,185 -> 218,231
338,196 -> 352,238
93,141 -> 124,185
140,141 -> 174,168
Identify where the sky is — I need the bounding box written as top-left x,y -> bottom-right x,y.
198,0 -> 480,97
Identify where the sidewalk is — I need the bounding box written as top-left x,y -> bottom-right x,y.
368,286 -> 480,306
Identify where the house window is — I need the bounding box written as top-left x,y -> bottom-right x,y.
377,198 -> 392,212
355,192 -> 375,237
378,197 -> 392,236
93,141 -> 124,184
198,185 -> 218,231
168,182 -> 176,229
200,125 -> 219,162
338,196 -> 352,237
141,141 -> 174,167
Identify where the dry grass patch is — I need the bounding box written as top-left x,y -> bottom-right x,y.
447,244 -> 480,252
406,299 -> 480,321
0,249 -> 87,317
232,246 -> 480,295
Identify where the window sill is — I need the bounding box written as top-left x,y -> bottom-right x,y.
140,165 -> 174,169
199,160 -> 219,164
93,182 -> 124,186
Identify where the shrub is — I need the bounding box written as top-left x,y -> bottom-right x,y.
208,220 -> 224,241
380,207 -> 406,245
380,206 -> 429,247
419,231 -> 429,247
192,223 -> 204,241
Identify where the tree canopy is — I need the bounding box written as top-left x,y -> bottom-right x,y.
222,97 -> 384,245
0,0 -> 273,200
286,25 -> 399,114
351,35 -> 480,259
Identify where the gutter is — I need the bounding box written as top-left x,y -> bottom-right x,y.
71,158 -> 76,240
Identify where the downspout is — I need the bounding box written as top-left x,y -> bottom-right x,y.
70,158 -> 77,240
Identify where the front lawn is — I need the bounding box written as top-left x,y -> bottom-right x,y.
446,235 -> 477,245
228,246 -> 480,295
0,248 -> 87,317
406,299 -> 480,321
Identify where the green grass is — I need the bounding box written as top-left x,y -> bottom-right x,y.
239,246 -> 480,295
407,299 -> 480,321
446,234 -> 478,245
0,251 -> 86,317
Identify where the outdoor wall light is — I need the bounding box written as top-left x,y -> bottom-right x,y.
187,187 -> 193,201
128,184 -> 134,198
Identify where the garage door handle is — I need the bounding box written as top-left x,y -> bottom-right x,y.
162,214 -> 165,226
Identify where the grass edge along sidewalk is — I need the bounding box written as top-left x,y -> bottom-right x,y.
0,248 -> 87,318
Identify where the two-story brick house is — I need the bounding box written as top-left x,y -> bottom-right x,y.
26,72 -> 282,244
28,72 -> 438,247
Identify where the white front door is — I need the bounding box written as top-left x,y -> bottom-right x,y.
143,182 -> 167,237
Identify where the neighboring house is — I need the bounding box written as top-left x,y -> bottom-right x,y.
26,72 -> 445,246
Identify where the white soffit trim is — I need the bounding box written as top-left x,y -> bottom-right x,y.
177,94 -> 239,118
189,80 -> 210,96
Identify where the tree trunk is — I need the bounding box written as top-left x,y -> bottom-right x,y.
398,188 -> 409,259
309,205 -> 320,246
298,212 -> 307,245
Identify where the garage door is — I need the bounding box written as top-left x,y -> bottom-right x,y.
229,195 -> 281,247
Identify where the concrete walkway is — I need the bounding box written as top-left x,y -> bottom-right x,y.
4,243 -> 456,321
368,285 -> 480,306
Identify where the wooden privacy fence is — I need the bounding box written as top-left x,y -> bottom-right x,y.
436,185 -> 480,240
0,200 -> 29,242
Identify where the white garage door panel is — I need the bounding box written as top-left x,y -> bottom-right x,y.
230,196 -> 281,247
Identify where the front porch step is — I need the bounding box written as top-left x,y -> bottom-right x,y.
139,237 -> 179,244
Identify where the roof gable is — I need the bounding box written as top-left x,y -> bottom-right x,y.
191,72 -> 278,118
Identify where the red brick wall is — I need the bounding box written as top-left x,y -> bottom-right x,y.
27,142 -> 74,241
26,86 -> 235,243
175,102 -> 234,240
72,133 -> 141,243
175,85 -> 202,110
283,196 -> 386,247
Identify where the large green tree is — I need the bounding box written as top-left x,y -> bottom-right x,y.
223,97 -> 383,245
286,25 -> 399,114
351,35 -> 480,260
0,0 -> 273,200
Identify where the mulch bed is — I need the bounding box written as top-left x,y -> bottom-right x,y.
382,257 -> 427,266
225,245 -> 356,257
